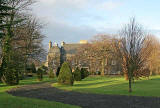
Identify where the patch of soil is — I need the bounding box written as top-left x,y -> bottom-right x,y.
8,83 -> 160,108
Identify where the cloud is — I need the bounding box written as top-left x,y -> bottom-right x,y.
42,19 -> 98,46
97,1 -> 122,11
37,0 -> 88,9
33,0 -> 123,48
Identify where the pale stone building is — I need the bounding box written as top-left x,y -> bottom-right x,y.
46,40 -> 122,75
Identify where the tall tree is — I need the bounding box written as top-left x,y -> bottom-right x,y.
118,18 -> 152,92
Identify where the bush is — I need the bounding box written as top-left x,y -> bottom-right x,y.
74,67 -> 81,81
37,68 -> 43,81
95,71 -> 101,75
58,62 -> 74,85
41,65 -> 48,74
48,69 -> 54,78
81,68 -> 89,79
31,63 -> 36,73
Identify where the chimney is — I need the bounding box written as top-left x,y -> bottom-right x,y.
49,41 -> 52,49
54,42 -> 58,46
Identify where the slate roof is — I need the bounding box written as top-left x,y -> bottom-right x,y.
62,43 -> 84,54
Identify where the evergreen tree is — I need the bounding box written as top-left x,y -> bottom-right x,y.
81,68 -> 89,79
58,62 -> 74,85
74,67 -> 81,81
0,0 -> 22,85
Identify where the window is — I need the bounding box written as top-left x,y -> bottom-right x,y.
111,60 -> 116,65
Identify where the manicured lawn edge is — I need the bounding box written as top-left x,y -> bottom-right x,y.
53,75 -> 160,97
0,76 -> 81,108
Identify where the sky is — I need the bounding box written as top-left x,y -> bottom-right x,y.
32,0 -> 160,47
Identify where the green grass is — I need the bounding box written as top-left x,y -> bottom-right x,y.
53,75 -> 160,97
0,76 -> 80,108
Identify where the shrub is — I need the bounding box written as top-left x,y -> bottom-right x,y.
41,65 -> 48,74
58,62 -> 74,85
81,68 -> 89,79
37,68 -> 43,81
95,71 -> 101,75
48,69 -> 54,78
74,67 -> 81,81
31,63 -> 36,73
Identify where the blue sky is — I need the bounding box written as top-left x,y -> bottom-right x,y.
32,0 -> 160,47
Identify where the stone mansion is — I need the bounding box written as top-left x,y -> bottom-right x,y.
45,40 -> 121,75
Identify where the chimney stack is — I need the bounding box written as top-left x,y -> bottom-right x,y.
61,41 -> 65,46
49,41 -> 52,49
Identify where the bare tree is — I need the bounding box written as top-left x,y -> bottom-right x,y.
118,18 -> 152,92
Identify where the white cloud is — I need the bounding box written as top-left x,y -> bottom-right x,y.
97,1 -> 122,11
37,0 -> 88,9
33,0 -> 123,47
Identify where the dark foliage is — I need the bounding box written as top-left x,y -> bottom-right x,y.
74,67 -> 81,81
56,66 -> 61,77
81,68 -> 89,79
58,62 -> 74,85
37,68 -> 43,81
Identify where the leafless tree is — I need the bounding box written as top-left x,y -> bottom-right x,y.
118,18 -> 153,92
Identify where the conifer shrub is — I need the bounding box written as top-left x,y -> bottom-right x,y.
48,69 -> 54,78
58,62 -> 74,85
81,68 -> 89,79
74,67 -> 81,81
37,68 -> 43,81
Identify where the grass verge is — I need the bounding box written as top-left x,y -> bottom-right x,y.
53,75 -> 160,97
0,76 -> 81,108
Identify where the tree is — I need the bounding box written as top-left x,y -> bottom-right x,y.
48,69 -> 54,78
56,66 -> 61,77
37,67 -> 43,81
0,0 -> 22,85
81,68 -> 89,79
13,16 -> 46,76
147,35 -> 160,75
31,63 -> 36,73
118,18 -> 152,92
58,62 -> 74,85
72,35 -> 113,75
74,67 -> 81,81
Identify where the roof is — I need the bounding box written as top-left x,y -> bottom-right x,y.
62,44 -> 84,54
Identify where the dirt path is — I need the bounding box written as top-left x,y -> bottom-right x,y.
8,83 -> 160,108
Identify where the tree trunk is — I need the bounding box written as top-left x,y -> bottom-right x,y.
124,72 -> 128,80
129,78 -> 132,92
101,59 -> 105,76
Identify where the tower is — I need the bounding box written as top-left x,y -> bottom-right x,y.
49,41 -> 52,49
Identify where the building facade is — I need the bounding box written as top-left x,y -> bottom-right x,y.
46,40 -> 122,75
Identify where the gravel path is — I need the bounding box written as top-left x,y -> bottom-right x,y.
8,83 -> 160,108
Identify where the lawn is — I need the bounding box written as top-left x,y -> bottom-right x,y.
0,76 -> 80,108
53,75 -> 160,97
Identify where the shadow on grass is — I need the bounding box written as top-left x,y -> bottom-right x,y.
72,77 -> 160,97
74,80 -> 118,87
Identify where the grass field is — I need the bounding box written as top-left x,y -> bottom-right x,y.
53,75 -> 160,97
0,76 -> 80,108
